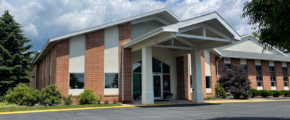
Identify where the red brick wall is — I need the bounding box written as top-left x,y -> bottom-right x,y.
275,61 -> 284,90
176,55 -> 189,100
217,57 -> 224,78
118,22 -> 131,102
209,52 -> 217,97
261,60 -> 271,90
288,62 -> 290,87
85,30 -> 106,100
247,59 -> 257,89
51,45 -> 56,85
55,39 -> 70,96
231,58 -> 240,66
45,51 -> 51,86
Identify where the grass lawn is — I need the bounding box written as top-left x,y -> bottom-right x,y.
0,103 -> 122,112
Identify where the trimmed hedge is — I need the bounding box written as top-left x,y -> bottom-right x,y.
251,90 -> 290,98
250,89 -> 261,98
76,89 -> 97,104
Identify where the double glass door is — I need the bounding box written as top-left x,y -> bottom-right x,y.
153,74 -> 163,99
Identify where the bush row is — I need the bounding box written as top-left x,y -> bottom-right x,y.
2,83 -> 110,106
251,89 -> 290,98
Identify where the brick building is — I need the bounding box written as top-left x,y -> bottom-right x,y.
31,8 -> 287,105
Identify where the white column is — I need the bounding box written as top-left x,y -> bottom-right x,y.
191,44 -> 204,102
142,47 -> 154,104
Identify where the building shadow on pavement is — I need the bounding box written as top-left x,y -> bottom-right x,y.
207,117 -> 290,120
137,103 -> 220,108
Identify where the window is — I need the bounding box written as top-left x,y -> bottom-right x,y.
224,63 -> 231,69
241,64 -> 247,73
256,66 -> 263,87
69,73 -> 84,89
152,57 -> 161,73
270,66 -> 276,87
282,67 -> 288,86
105,73 -> 118,88
206,76 -> 211,88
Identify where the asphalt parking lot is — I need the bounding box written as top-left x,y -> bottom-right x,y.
1,101 -> 290,120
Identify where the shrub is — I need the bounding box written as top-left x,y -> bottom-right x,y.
283,90 -> 290,97
97,94 -> 103,104
0,96 -> 4,102
218,65 -> 251,99
4,83 -> 40,106
251,89 -> 261,98
76,89 -> 97,104
113,99 -> 118,104
260,90 -> 271,97
215,84 -> 227,98
104,100 -> 109,104
40,84 -> 62,106
62,94 -> 73,105
272,90 -> 281,97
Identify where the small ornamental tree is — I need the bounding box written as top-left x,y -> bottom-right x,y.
218,64 -> 251,99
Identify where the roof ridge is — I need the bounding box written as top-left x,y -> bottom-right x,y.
49,7 -> 171,40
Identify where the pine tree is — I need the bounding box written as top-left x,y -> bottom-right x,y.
0,10 -> 34,96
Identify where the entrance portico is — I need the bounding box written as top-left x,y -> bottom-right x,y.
123,12 -> 241,104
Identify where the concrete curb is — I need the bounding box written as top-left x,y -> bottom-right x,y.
1,99 -> 290,115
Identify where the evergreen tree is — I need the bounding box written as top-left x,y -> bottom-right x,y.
0,10 -> 34,96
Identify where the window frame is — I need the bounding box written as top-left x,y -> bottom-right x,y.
104,73 -> 119,89
241,64 -> 247,73
69,72 -> 85,90
256,65 -> 263,87
282,67 -> 289,87
206,76 -> 211,88
269,66 -> 276,87
224,63 -> 231,69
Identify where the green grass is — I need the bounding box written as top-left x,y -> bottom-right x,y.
0,103 -> 122,112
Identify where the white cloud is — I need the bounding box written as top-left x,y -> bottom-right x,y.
23,23 -> 38,37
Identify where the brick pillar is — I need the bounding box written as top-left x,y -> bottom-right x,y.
210,52 -> 217,97
85,30 -> 104,97
231,58 -> 240,66
275,61 -> 284,90
287,62 -> 290,87
247,59 -> 257,89
55,39 -> 70,96
176,55 -> 189,100
200,51 -> 206,98
119,22 -> 131,102
45,50 -> 51,86
261,60 -> 271,90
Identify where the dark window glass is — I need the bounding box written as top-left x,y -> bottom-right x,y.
224,64 -> 231,69
133,62 -> 141,73
70,73 -> 85,89
206,76 -> 211,88
105,73 -> 118,88
241,64 -> 247,73
256,65 -> 263,86
133,74 -> 142,100
162,62 -> 170,73
152,57 -> 161,73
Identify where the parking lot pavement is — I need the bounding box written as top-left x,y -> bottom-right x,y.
1,101 -> 290,120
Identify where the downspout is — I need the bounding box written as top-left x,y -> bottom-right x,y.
216,56 -> 222,81
122,46 -> 124,102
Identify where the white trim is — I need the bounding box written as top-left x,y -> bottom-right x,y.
175,37 -> 193,47
257,86 -> 263,90
131,16 -> 170,25
153,45 -> 193,50
224,58 -> 231,64
177,33 -> 230,42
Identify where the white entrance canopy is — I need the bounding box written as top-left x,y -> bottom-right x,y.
123,12 -> 241,105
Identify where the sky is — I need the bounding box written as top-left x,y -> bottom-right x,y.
0,0 -> 254,51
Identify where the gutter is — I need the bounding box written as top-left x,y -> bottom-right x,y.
216,56 -> 222,81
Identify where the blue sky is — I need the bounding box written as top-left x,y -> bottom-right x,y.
0,0 -> 254,52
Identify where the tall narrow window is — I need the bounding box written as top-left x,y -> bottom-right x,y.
270,66 -> 276,87
241,64 -> 247,73
206,76 -> 211,88
282,67 -> 288,86
256,66 -> 263,87
224,63 -> 231,69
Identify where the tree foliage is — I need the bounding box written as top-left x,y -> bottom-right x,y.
218,64 -> 251,99
0,10 -> 34,96
242,0 -> 290,53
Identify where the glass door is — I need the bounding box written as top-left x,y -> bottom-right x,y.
153,75 -> 163,99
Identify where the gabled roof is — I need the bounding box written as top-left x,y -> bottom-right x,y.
32,8 -> 180,64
